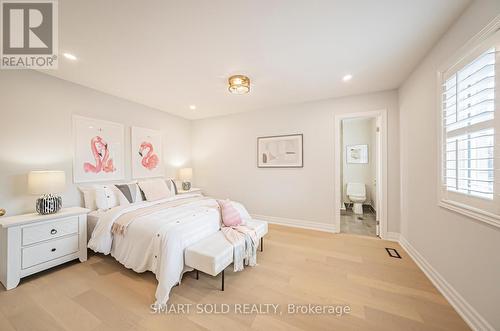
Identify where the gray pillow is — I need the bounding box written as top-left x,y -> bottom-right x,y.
115,183 -> 141,204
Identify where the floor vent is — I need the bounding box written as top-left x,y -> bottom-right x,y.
385,248 -> 401,259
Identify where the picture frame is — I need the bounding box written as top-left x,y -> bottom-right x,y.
131,126 -> 164,179
73,115 -> 125,183
257,134 -> 303,168
346,144 -> 368,164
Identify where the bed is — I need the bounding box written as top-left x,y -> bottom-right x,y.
87,192 -> 222,306
87,210 -> 103,241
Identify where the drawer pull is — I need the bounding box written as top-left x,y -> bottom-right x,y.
51,248 -> 56,252
50,229 -> 57,235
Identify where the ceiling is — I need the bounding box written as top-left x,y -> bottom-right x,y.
45,0 -> 470,119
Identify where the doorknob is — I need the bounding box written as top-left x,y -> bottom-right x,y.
0,208 -> 5,217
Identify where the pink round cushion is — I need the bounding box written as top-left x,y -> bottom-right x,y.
217,199 -> 243,227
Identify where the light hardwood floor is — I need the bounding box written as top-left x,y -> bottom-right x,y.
0,224 -> 469,331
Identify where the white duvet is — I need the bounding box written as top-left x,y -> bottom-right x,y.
88,193 -> 221,305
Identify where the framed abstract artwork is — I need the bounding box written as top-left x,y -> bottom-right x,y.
257,134 -> 303,168
131,127 -> 164,179
73,115 -> 125,183
346,144 -> 368,164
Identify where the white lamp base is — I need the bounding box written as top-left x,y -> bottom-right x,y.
182,181 -> 191,190
36,194 -> 62,215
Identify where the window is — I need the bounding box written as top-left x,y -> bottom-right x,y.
440,29 -> 500,227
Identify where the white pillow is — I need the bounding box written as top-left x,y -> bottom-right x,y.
94,185 -> 119,210
80,181 -> 142,210
138,179 -> 173,201
79,186 -> 97,211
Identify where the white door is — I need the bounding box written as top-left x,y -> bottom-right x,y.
375,117 -> 381,237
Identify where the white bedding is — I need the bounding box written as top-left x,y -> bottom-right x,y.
87,193 -> 221,305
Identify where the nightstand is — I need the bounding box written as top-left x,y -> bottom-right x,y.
0,207 -> 89,290
177,187 -> 202,195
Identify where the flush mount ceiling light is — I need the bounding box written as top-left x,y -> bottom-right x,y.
189,105 -> 196,110
228,75 -> 250,94
343,74 -> 353,82
63,53 -> 77,61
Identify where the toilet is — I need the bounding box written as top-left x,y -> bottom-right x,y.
346,183 -> 366,215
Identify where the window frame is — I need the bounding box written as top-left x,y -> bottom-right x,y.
437,19 -> 500,229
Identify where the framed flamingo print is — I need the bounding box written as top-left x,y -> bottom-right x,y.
131,127 -> 164,179
73,115 -> 125,183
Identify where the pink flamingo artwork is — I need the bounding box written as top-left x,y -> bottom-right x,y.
139,141 -> 159,170
83,136 -> 115,173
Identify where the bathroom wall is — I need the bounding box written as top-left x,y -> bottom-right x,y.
341,117 -> 377,208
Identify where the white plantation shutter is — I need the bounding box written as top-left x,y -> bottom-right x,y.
441,29 -> 500,221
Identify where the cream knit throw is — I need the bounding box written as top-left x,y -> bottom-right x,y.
221,225 -> 258,272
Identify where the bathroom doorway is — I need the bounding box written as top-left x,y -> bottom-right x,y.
334,110 -> 387,239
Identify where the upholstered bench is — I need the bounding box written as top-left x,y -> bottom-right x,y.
185,231 -> 232,290
184,219 -> 268,291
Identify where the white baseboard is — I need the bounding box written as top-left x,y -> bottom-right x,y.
252,214 -> 336,233
383,232 -> 400,242
399,236 -> 494,331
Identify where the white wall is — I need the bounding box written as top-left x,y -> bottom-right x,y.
399,0 -> 500,329
341,118 -> 376,207
192,90 -> 400,233
0,70 -> 192,216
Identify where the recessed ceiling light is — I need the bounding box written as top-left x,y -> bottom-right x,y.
189,105 -> 196,110
343,74 -> 353,82
63,53 -> 77,61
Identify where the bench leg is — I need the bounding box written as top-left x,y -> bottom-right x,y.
260,237 -> 263,252
221,270 -> 224,291
196,269 -> 199,280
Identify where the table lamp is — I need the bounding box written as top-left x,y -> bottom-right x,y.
28,170 -> 66,215
179,168 -> 193,191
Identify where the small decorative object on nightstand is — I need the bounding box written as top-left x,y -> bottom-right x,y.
0,209 -> 5,217
28,170 -> 66,215
0,207 -> 88,290
179,167 -> 193,191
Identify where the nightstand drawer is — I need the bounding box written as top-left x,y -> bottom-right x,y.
22,234 -> 79,269
22,216 -> 79,246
